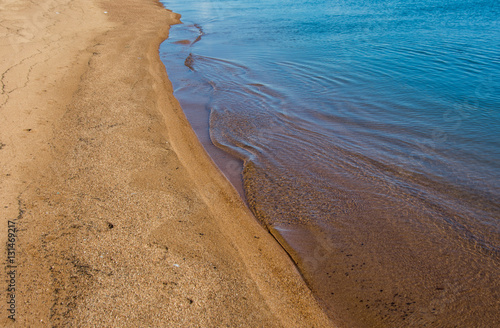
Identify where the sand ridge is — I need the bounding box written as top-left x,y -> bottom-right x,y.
0,0 -> 334,326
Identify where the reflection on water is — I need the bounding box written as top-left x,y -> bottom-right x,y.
160,0 -> 500,326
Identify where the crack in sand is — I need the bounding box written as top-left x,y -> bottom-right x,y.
0,50 -> 42,107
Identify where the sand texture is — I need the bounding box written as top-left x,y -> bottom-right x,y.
0,0 -> 334,326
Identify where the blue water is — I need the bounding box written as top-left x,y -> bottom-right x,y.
160,0 -> 500,326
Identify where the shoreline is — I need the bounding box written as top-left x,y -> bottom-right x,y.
0,0 -> 333,326
152,1 -> 500,327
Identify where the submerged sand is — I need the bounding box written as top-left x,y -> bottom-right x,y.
0,0 -> 333,326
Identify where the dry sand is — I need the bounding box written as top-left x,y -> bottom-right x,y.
0,0 -> 334,326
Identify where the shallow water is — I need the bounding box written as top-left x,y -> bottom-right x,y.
159,0 -> 500,326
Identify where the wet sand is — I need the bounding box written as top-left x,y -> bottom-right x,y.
0,0 -> 333,326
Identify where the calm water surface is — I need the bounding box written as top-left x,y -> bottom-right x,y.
159,0 -> 500,326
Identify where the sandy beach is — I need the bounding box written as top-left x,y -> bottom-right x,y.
0,0 -> 333,326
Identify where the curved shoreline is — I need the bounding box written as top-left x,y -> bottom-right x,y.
151,3 -> 335,326
0,0 -> 334,326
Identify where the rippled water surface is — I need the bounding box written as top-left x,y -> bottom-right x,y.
159,0 -> 500,326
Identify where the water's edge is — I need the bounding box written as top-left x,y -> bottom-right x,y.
158,0 -> 500,326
